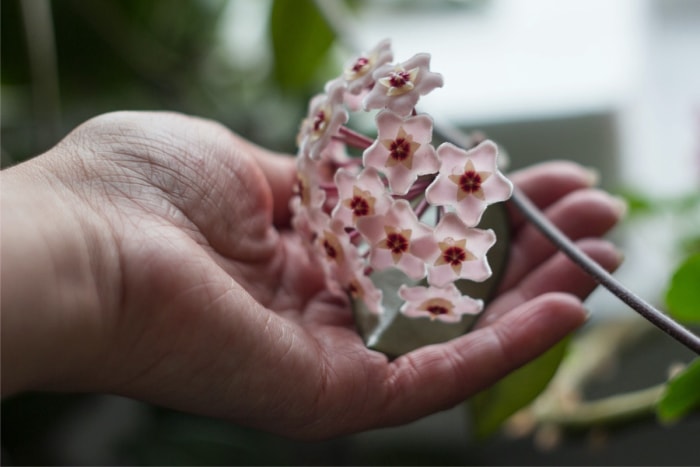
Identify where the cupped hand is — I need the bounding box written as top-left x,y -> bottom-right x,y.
1,112 -> 624,439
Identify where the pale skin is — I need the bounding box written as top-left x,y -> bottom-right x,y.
0,111 -> 624,440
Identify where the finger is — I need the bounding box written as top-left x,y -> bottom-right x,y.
499,188 -> 625,291
376,292 -> 586,427
235,137 -> 297,228
506,161 -> 599,231
478,238 -> 622,328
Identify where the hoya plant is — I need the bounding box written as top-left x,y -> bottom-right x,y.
285,34 -> 700,436
290,40 -> 513,355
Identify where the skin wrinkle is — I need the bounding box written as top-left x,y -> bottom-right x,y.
2,110 -> 624,438
506,160 -> 595,230
478,240 -> 619,330
500,188 -> 620,291
117,269 -> 245,402
71,117 -> 282,316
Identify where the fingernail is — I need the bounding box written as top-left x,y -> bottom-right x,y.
610,195 -> 628,218
583,167 -> 600,186
614,248 -> 626,267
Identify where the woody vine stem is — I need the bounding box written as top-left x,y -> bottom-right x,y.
313,0 -> 700,354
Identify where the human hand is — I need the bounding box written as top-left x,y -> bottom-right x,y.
0,112 -> 623,439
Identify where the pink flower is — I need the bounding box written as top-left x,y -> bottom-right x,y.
426,213 -> 496,287
426,140 -> 513,227
363,110 -> 439,195
298,79 -> 349,160
356,199 -> 434,280
313,218 -> 362,287
344,269 -> 384,315
332,167 -> 393,226
363,53 -> 444,116
290,199 -> 332,265
398,283 -> 483,323
293,155 -> 327,210
343,38 -> 394,95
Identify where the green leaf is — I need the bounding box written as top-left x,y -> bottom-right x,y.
657,358 -> 700,423
469,337 -> 570,439
269,0 -> 335,90
665,253 -> 700,325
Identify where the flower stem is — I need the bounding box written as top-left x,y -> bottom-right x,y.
511,186 -> 700,355
336,125 -> 374,149
310,0 -> 700,354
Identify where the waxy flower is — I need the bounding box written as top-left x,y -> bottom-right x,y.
298,79 -> 349,160
363,110 -> 440,195
289,39 -> 514,337
356,199 -> 435,280
332,167 -> 393,226
343,38 -> 394,95
426,141 -> 513,226
363,53 -> 444,116
314,218 -> 361,285
398,283 -> 483,323
426,213 -> 496,287
344,269 -> 384,315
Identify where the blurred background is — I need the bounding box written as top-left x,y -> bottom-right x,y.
2,0 -> 699,464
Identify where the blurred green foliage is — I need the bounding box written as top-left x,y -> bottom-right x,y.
270,0 -> 335,90
666,253 -> 700,326
1,0 -> 330,166
3,0 -> 700,464
469,336 -> 570,439
657,358 -> 700,423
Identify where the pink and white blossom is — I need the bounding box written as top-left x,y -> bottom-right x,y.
426,213 -> 496,287
289,40 -> 513,326
426,140 -> 513,227
344,269 -> 384,315
398,283 -> 483,323
298,79 -> 349,160
343,38 -> 394,95
363,110 -> 439,195
332,167 -> 393,226
356,199 -> 434,280
313,218 -> 362,287
363,53 -> 444,116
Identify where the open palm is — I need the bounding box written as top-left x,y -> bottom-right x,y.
47,112 -> 622,439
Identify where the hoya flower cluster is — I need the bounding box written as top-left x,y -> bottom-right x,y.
291,39 -> 513,323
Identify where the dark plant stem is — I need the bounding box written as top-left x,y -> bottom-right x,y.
511,186 -> 700,354
311,0 -> 700,353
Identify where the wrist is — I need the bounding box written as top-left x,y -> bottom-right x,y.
1,159 -> 109,396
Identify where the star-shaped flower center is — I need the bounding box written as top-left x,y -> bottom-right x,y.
448,159 -> 491,201
343,186 -> 376,221
347,279 -> 361,298
378,67 -> 419,97
311,108 -> 329,139
435,237 -> 477,274
420,298 -> 454,320
380,127 -> 421,169
379,226 -> 412,263
294,173 -> 311,206
321,230 -> 344,264
350,57 -> 370,75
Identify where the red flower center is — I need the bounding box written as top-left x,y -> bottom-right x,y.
323,239 -> 337,259
427,305 -> 449,316
313,110 -> 326,133
352,57 -> 369,73
350,196 -> 370,217
388,71 -> 411,88
385,232 -> 409,255
459,170 -> 482,194
442,246 -> 466,266
389,138 -> 411,161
